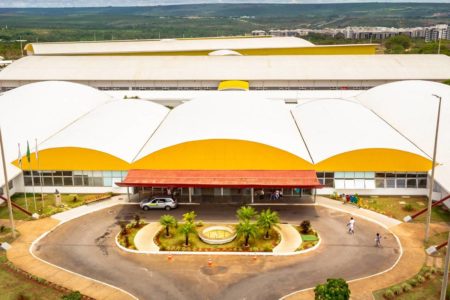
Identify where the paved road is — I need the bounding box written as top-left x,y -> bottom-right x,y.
34,204 -> 400,300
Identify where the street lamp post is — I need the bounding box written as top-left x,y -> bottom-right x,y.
0,127 -> 16,239
425,94 -> 442,242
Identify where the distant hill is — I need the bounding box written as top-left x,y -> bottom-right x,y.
0,3 -> 448,46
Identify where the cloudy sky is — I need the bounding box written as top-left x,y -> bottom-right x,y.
0,0 -> 449,8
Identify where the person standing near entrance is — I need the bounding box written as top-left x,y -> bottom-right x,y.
347,217 -> 355,234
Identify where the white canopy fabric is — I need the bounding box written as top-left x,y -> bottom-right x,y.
291,98 -> 430,164
135,92 -> 312,163
357,80 -> 450,192
0,81 -> 113,186
39,100 -> 169,163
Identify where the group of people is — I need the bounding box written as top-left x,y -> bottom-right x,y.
346,217 -> 382,247
256,189 -> 283,200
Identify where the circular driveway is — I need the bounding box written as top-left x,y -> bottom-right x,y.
34,204 -> 400,300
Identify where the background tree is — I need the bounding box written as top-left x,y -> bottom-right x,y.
160,215 -> 176,237
384,35 -> 411,54
236,220 -> 258,247
236,206 -> 257,222
314,278 -> 350,300
180,222 -> 196,246
257,208 -> 280,239
183,211 -> 197,223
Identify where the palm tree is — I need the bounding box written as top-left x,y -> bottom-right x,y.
180,222 -> 196,246
183,211 -> 197,223
257,208 -> 280,239
236,206 -> 257,221
160,215 -> 177,237
236,220 -> 258,248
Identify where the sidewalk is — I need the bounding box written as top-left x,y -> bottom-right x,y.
273,224 -> 302,253
317,196 -> 402,229
134,223 -> 162,251
7,200 -> 136,300
52,195 -> 132,223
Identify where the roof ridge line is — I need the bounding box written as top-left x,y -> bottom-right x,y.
363,104 -> 432,160
289,109 -> 315,165
131,104 -> 172,163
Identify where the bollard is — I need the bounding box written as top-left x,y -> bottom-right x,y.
168,254 -> 173,261
207,258 -> 212,267
253,254 -> 257,261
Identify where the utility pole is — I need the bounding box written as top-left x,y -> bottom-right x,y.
0,127 -> 16,239
425,94 -> 442,242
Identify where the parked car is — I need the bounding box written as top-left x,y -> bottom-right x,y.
140,197 -> 178,211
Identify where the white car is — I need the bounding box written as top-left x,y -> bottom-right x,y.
140,197 -> 178,211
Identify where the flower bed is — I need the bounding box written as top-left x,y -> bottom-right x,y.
295,223 -> 320,251
117,221 -> 148,250
154,223 -> 280,252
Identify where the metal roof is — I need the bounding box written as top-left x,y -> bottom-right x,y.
1,55 -> 450,82
25,37 -> 314,55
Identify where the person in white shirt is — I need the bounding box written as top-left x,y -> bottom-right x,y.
347,217 -> 355,234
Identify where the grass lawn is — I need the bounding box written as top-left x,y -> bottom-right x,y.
0,193 -> 105,220
0,228 -> 66,300
155,224 -> 280,252
352,196 -> 450,223
294,225 -> 320,250
373,267 -> 447,300
117,222 -> 148,250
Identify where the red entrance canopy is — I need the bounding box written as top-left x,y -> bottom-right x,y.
117,170 -> 321,188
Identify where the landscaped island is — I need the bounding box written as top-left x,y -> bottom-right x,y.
117,206 -> 321,253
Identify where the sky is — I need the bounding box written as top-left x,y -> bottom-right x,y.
0,0 -> 449,8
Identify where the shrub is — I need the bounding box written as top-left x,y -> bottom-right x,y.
403,204 -> 414,211
263,246 -> 271,252
424,272 -> 432,279
300,220 -> 311,234
446,285 -> 450,300
383,289 -> 394,299
416,275 -> 425,283
408,278 -> 418,287
430,267 -> 437,274
314,278 -> 350,300
134,214 -> 141,228
392,285 -> 403,295
420,266 -> 431,274
124,236 -> 130,248
15,292 -> 32,300
0,225 -> 5,232
62,291 -> 82,300
196,220 -> 204,227
401,283 -> 412,292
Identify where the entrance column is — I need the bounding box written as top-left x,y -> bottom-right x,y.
188,187 -> 192,203
251,188 -> 254,204
313,188 -> 317,203
127,187 -> 130,202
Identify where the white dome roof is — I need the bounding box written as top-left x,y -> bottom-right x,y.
0,81 -> 113,186
135,92 -> 311,163
208,49 -> 242,56
292,98 -> 428,163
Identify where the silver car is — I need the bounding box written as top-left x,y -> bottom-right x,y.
140,197 -> 178,211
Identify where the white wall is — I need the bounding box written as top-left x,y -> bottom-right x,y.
317,187 -> 429,196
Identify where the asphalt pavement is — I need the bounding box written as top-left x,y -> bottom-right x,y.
34,204 -> 400,300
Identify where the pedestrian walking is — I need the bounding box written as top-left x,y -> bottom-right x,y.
375,233 -> 382,247
347,217 -> 355,234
